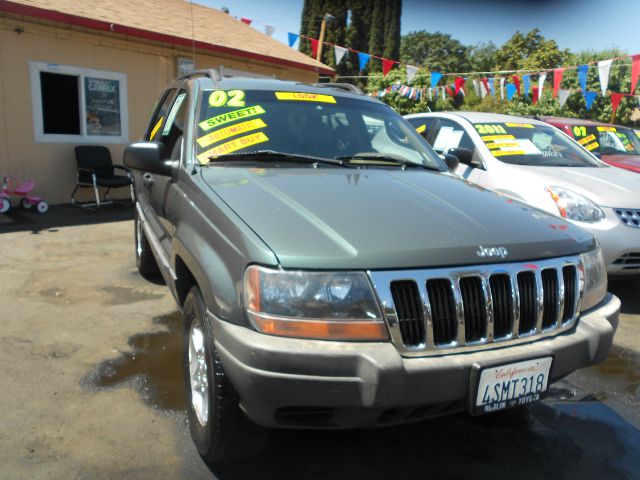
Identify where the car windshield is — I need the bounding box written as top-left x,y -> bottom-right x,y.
195,89 -> 444,169
568,124 -> 640,156
473,122 -> 603,167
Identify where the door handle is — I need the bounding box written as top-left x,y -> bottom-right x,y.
142,173 -> 155,186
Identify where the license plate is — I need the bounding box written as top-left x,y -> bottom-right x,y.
474,357 -> 553,414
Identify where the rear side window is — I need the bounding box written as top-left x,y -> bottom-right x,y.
145,89 -> 176,141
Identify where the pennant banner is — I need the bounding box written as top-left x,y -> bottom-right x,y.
598,59 -> 613,96
481,78 -> 490,97
512,75 -> 521,96
406,65 -> 419,83
584,91 -> 597,111
287,32 -> 299,48
631,54 -> 640,94
334,45 -> 348,66
558,89 -> 571,107
310,38 -> 319,59
538,73 -> 547,99
240,17 -> 252,25
506,83 -> 516,100
523,74 -> 531,98
553,68 -> 565,98
577,64 -> 588,92
454,77 -> 465,95
611,93 -> 625,116
532,86 -> 539,105
357,52 -> 370,71
264,25 -> 275,37
430,72 -> 442,89
382,59 -> 395,77
500,77 -> 506,99
488,77 -> 495,97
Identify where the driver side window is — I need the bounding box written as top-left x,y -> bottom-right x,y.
432,119 -> 480,167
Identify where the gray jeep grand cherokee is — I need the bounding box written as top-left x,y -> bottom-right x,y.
124,70 -> 619,464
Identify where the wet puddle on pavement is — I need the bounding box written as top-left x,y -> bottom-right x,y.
83,311 -> 186,411
102,286 -> 165,305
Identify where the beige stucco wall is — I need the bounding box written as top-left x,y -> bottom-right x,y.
0,15 -> 319,205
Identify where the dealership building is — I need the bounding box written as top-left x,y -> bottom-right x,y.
0,0 -> 333,204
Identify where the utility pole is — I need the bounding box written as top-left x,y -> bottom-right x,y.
316,13 -> 335,62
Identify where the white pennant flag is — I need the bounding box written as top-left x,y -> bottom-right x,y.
264,25 -> 275,37
558,89 -> 571,107
473,79 -> 480,97
598,59 -> 613,96
406,65 -> 419,83
637,95 -> 640,108
442,87 -> 446,100
334,45 -> 348,66
500,77 -> 505,99
479,81 -> 488,98
538,73 -> 547,98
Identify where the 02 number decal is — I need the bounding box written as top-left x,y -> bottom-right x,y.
208,90 -> 246,108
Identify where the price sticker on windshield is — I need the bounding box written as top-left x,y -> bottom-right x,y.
275,92 -> 336,103
197,132 -> 269,163
505,122 -> 534,128
577,134 -> 596,145
197,118 -> 267,148
481,134 -> 515,142
597,126 -> 617,132
584,141 -> 599,151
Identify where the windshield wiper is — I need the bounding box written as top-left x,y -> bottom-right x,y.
206,150 -> 344,166
335,153 -> 440,171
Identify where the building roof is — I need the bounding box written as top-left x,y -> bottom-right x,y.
0,0 -> 334,76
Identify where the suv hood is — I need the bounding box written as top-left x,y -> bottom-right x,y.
515,165 -> 640,208
201,168 -> 594,270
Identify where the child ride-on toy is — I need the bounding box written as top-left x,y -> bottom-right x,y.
0,175 -> 49,214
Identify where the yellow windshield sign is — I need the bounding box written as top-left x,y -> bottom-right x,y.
585,141 -> 600,151
597,126 -> 616,132
275,92 -> 336,103
493,150 -> 526,156
481,134 -> 515,142
578,134 -> 596,146
197,132 -> 269,163
504,122 -> 534,128
197,118 -> 267,148
199,105 -> 266,132
415,124 -> 427,134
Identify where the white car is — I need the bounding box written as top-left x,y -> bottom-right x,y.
405,111 -> 640,276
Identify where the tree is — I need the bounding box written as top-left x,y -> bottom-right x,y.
469,41 -> 497,73
400,31 -> 471,72
493,29 -> 570,71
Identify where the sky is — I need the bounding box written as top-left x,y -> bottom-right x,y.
197,0 -> 636,56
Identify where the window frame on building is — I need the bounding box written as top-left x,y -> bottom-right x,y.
29,62 -> 129,144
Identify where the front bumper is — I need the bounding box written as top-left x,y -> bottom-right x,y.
213,293 -> 620,429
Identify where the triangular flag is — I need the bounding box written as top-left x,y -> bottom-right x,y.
538,73 -> 547,99
631,54 -> 640,94
598,59 -> 613,96
479,80 -> 488,98
558,89 -> 570,107
430,72 -> 442,89
532,86 -> 539,104
512,75 -> 521,96
264,25 -> 275,37
240,17 -> 252,25
638,95 -> 640,108
454,77 -> 465,95
611,93 -> 625,116
309,38 -> 319,59
357,52 -> 370,71
287,32 -> 299,48
488,77 -> 495,96
334,45 -> 348,66
500,77 -> 505,99
472,79 -> 480,96
523,74 -> 531,98
577,64 -> 588,92
481,78 -> 490,96
506,83 -> 516,100
445,85 -> 455,98
584,91 -> 597,111
382,59 -> 395,76
553,68 -> 565,98
406,65 -> 419,83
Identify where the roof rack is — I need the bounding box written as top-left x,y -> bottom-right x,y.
311,83 -> 365,95
177,68 -> 222,82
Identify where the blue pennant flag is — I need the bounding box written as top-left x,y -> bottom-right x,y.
357,52 -> 370,71
506,83 -> 517,100
287,32 -> 299,48
584,90 -> 597,111
488,78 -> 495,96
523,75 -> 531,98
577,65 -> 588,92
430,72 -> 443,89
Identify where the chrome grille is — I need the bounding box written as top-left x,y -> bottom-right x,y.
369,256 -> 582,356
614,208 -> 640,228
613,252 -> 640,270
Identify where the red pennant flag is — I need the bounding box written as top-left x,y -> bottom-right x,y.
512,75 -> 521,96
611,93 -> 625,116
310,38 -> 319,59
454,77 -> 465,95
481,77 -> 490,95
445,85 -> 455,98
240,17 -> 252,25
553,68 -> 565,99
532,86 -> 539,104
631,54 -> 640,94
382,59 -> 395,77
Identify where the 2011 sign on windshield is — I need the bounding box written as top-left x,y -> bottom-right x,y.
475,124 -> 508,135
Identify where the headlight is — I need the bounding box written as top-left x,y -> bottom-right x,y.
545,186 -> 605,223
243,266 -> 388,341
579,247 -> 607,311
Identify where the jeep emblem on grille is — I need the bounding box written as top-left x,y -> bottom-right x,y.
477,245 -> 509,259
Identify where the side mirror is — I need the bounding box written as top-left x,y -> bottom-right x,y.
124,142 -> 174,176
447,147 -> 473,165
443,153 -> 459,171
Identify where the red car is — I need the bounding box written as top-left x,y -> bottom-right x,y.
539,116 -> 640,174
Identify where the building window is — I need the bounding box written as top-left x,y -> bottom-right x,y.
30,62 -> 128,144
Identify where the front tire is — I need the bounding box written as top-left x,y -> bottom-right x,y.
182,286 -> 268,464
0,197 -> 10,214
134,206 -> 161,281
